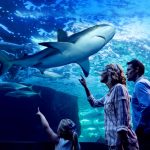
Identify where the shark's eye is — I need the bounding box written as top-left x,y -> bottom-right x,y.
99,24 -> 110,27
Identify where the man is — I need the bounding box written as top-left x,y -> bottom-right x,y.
126,59 -> 150,149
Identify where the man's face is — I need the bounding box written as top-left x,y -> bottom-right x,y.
100,68 -> 108,83
126,64 -> 137,81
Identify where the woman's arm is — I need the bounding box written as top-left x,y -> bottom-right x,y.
79,75 -> 104,107
79,75 -> 91,97
115,85 -> 129,143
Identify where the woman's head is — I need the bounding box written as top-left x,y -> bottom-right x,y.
100,64 -> 126,86
57,118 -> 76,140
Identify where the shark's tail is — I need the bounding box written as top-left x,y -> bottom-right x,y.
0,51 -> 13,76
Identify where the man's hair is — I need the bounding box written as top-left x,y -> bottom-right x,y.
105,64 -> 126,86
127,59 -> 145,76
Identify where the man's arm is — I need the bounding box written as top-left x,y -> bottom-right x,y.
135,82 -> 150,128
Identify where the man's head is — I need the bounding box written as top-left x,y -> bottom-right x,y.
126,59 -> 145,82
100,64 -> 126,86
57,118 -> 76,140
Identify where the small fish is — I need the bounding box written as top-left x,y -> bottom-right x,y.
80,119 -> 92,126
43,70 -> 62,78
5,90 -> 40,98
83,127 -> 97,131
35,70 -> 62,78
0,81 -> 32,91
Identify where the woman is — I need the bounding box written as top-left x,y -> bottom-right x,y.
79,64 -> 139,150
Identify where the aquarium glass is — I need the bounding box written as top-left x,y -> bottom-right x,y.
0,0 -> 150,142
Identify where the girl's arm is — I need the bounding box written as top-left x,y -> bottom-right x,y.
72,132 -> 80,150
36,108 -> 59,143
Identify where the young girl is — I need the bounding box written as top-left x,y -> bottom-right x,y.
36,108 -> 80,150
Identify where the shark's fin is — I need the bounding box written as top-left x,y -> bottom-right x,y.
0,51 -> 13,76
39,42 -> 52,47
39,42 -> 74,54
77,58 -> 90,77
57,29 -> 68,42
69,25 -> 99,43
27,85 -> 33,91
38,67 -> 45,74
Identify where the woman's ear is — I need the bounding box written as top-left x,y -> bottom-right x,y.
107,71 -> 111,76
107,72 -> 112,84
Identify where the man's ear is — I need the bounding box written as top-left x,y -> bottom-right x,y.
135,67 -> 139,73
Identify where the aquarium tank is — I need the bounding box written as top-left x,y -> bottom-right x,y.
0,0 -> 150,143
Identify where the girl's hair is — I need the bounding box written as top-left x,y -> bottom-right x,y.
57,118 -> 76,138
105,64 -> 126,86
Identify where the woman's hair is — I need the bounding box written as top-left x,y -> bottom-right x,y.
105,64 -> 126,86
57,118 -> 76,139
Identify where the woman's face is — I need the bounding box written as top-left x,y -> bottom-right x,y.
100,68 -> 108,83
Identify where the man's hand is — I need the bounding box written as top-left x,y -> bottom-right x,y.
136,125 -> 144,137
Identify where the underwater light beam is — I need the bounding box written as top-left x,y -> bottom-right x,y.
0,24 -> 115,77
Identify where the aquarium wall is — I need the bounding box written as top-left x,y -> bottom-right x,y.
0,0 -> 150,142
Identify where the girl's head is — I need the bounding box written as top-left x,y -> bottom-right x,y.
57,118 -> 76,140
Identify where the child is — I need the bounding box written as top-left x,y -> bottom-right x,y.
36,108 -> 80,150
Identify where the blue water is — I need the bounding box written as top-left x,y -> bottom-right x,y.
0,0 -> 150,142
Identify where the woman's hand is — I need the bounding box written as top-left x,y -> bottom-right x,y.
79,75 -> 87,88
79,75 -> 91,97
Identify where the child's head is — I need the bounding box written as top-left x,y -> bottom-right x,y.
57,118 -> 76,140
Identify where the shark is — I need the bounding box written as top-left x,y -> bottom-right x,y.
0,24 -> 115,77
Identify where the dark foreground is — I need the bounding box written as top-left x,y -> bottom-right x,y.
0,142 -> 108,150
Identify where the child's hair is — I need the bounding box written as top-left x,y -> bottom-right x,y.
57,118 -> 76,139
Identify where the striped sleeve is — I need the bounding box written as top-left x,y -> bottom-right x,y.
87,95 -> 105,107
114,85 -> 130,132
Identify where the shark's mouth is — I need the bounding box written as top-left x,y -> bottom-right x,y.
97,35 -> 106,42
